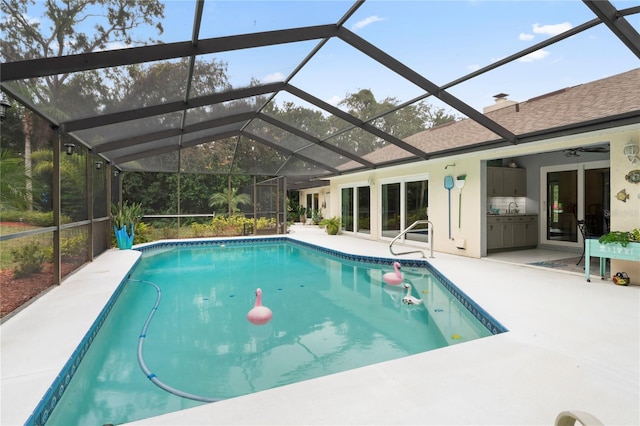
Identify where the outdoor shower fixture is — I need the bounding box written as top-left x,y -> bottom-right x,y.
64,143 -> 75,155
623,142 -> 639,165
0,98 -> 10,121
445,163 -> 456,169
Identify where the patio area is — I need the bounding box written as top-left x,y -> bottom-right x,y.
1,225 -> 638,425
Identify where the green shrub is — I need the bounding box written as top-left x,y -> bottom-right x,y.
256,217 -> 276,230
135,222 -> 152,244
0,210 -> 71,227
61,234 -> 86,260
191,222 -> 211,237
11,242 -> 47,278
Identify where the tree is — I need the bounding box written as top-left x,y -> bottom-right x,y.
209,187 -> 252,217
1,0 -> 166,211
332,89 -> 458,155
0,150 -> 32,211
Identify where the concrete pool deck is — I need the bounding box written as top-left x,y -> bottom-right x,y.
1,225 -> 638,425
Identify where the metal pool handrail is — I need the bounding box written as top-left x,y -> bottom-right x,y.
389,220 -> 434,258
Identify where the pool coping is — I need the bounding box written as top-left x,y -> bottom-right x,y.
1,248 -> 141,426
2,229 -> 638,425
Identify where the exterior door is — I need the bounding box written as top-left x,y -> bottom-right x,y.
541,161 -> 609,248
380,178 -> 429,243
341,185 -> 370,234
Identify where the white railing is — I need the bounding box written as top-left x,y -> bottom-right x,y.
389,220 -> 434,258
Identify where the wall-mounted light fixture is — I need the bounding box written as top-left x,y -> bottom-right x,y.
95,160 -> 103,170
64,143 -> 75,156
113,170 -> 120,177
623,142 -> 639,165
0,98 -> 11,121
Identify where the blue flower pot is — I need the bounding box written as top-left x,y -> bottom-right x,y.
114,225 -> 134,250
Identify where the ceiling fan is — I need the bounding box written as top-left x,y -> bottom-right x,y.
563,146 -> 610,157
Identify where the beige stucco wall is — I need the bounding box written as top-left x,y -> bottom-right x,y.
609,134 -> 640,280
302,123 -> 640,276
322,155 -> 486,258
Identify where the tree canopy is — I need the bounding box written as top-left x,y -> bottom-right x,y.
1,0 -> 458,218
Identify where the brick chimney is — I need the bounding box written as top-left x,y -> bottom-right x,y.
483,93 -> 517,113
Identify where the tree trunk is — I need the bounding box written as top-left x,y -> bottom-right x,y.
22,109 -> 33,211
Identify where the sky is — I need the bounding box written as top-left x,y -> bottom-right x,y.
10,0 -> 640,116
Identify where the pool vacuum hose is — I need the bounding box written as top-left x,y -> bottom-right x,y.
130,278 -> 222,403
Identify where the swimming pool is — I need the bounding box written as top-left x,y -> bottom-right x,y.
31,238 -> 506,425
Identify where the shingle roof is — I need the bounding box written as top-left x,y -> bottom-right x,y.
341,68 -> 640,169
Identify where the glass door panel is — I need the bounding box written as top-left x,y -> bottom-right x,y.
584,168 -> 610,236
382,183 -> 400,238
405,180 -> 429,242
546,170 -> 577,242
357,186 -> 370,234
341,187 -> 354,232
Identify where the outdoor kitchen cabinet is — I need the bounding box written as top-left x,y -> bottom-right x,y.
488,215 -> 538,251
487,216 -> 504,249
487,167 -> 526,197
503,167 -> 526,196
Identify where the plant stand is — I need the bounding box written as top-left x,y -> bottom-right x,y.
585,239 -> 640,282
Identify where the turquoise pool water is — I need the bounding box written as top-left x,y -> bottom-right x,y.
44,239 -> 501,425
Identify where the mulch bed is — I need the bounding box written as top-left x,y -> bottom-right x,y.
1,262 -> 77,319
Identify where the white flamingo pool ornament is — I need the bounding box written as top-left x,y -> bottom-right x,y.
383,262 -> 403,285
247,288 -> 273,325
402,283 -> 423,305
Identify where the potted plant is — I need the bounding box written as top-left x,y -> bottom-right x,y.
319,216 -> 341,235
297,205 -> 307,223
598,228 -> 640,247
111,201 -> 143,249
311,209 -> 321,225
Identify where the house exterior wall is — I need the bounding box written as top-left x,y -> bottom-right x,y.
609,132 -> 640,280
313,123 -> 639,274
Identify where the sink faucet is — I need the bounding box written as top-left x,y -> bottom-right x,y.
508,202 -> 518,214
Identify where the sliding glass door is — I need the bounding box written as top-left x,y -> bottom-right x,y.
541,161 -> 609,247
546,170 -> 578,242
341,185 -> 370,234
381,178 -> 429,242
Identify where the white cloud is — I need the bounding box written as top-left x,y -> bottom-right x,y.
519,33 -> 535,41
518,49 -> 550,62
532,22 -> 572,36
102,42 -> 131,51
325,95 -> 342,106
351,16 -> 384,31
467,64 -> 480,72
261,72 -> 285,84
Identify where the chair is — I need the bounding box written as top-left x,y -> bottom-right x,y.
576,219 -> 589,265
